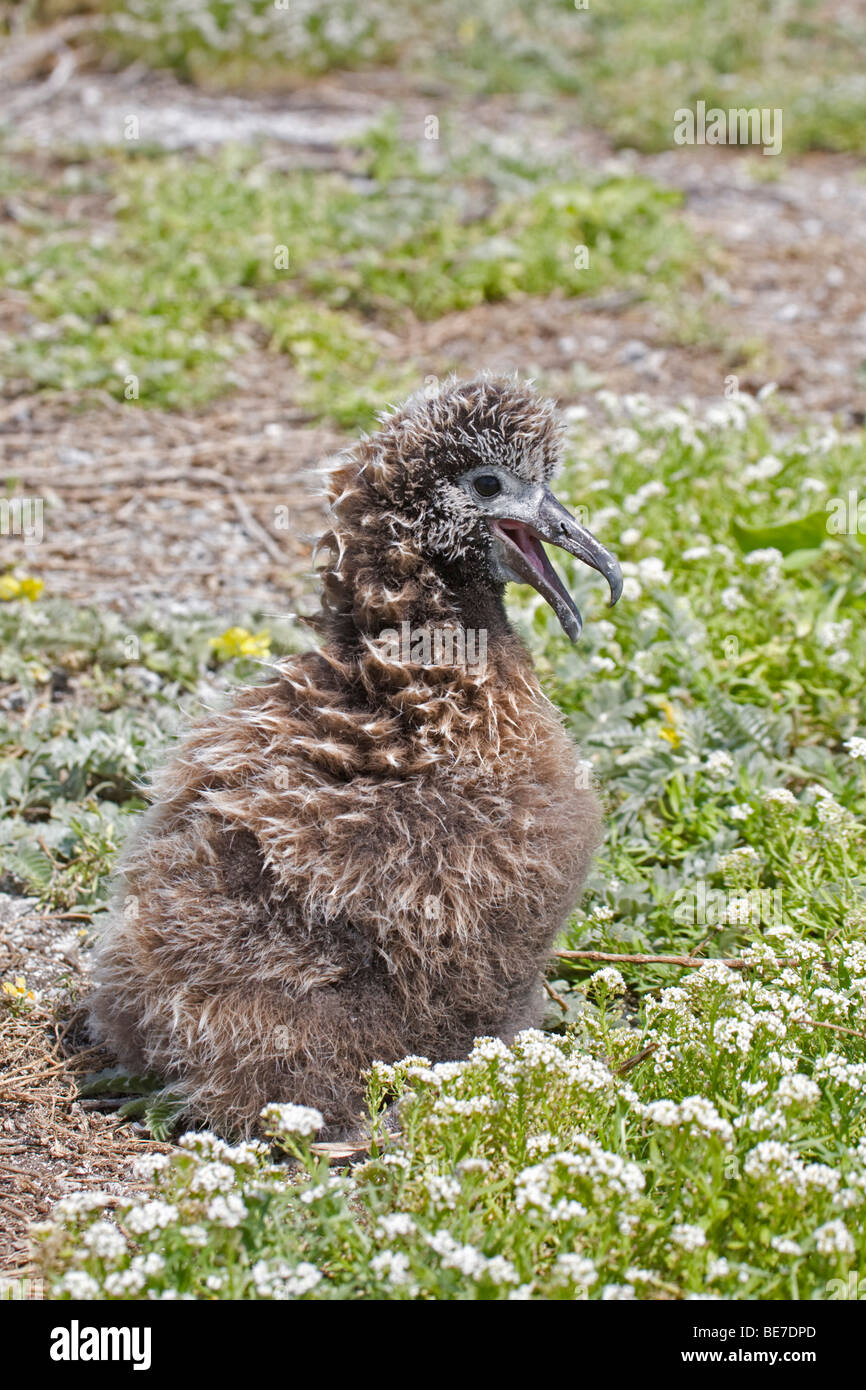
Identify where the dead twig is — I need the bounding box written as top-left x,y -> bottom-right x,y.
555,950 -> 797,970
615,1043 -> 658,1076
1,1042 -> 104,1091
793,1016 -> 866,1043
38,911 -> 94,922
542,978 -> 569,1013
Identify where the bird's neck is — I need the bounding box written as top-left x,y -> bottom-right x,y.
308,522 -> 553,750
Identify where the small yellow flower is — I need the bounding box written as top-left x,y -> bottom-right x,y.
658,700 -> 681,749
209,626 -> 271,663
2,976 -> 35,1004
0,574 -> 44,601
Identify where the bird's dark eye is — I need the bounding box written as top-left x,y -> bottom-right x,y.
473,474 -> 502,498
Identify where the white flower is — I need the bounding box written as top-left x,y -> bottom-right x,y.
745,547 -> 784,567
813,1220 -> 855,1256
763,787 -> 797,808
816,794 -> 850,827
366,1060 -> 397,1087
206,1194 -> 247,1228
610,427 -> 642,454
743,546 -> 784,589
817,619 -> 852,649
592,966 -> 626,995
260,1102 -> 323,1137
131,1153 -> 171,1180
370,1250 -> 412,1286
299,1184 -> 328,1205
817,625 -> 856,650
704,750 -> 734,778
180,1224 -> 209,1246
457,1156 -> 493,1173
104,1269 -> 145,1296
189,1162 -> 237,1194
555,1253 -> 598,1286
776,1074 -> 820,1109
83,1221 -> 127,1261
718,845 -> 761,875
828,649 -> 851,670
486,1256 -> 520,1285
844,737 -> 866,761
56,1272 -> 100,1299
375,1213 -> 416,1240
123,1200 -> 179,1235
470,1037 -> 511,1063
251,1259 -> 322,1299
620,527 -> 642,546
720,586 -> 743,611
636,556 -> 670,585
53,1191 -> 112,1220
714,1017 -> 754,1054
670,1223 -> 707,1251
426,1231 -> 488,1278
642,1095 -> 734,1144
741,455 -> 783,483
623,480 -> 666,514
589,654 -> 617,674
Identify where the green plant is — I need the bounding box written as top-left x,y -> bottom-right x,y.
27,394 -> 866,1298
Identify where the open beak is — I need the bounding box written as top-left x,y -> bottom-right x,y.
488,487 -> 622,642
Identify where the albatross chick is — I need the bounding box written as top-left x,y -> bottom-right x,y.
89,378 -> 622,1137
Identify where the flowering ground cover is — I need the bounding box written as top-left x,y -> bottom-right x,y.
2,394 -> 864,1299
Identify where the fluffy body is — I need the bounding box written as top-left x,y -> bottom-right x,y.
89,379 -> 602,1137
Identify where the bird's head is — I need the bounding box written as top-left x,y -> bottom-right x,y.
322,377 -> 622,645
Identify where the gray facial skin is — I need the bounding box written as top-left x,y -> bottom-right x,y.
458,465 -> 623,641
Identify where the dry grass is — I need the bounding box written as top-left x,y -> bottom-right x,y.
0,992 -> 174,1278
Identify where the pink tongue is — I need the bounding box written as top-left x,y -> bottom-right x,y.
503,522 -> 547,578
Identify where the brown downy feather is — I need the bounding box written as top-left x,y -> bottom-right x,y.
88,378 -> 603,1138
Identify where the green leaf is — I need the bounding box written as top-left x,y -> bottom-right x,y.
78,1068 -> 164,1098
116,1096 -> 149,1120
144,1091 -> 186,1142
731,509 -> 829,556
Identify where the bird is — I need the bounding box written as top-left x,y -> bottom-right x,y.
87,377 -> 622,1139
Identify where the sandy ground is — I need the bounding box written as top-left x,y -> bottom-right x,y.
1,49 -> 865,1282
